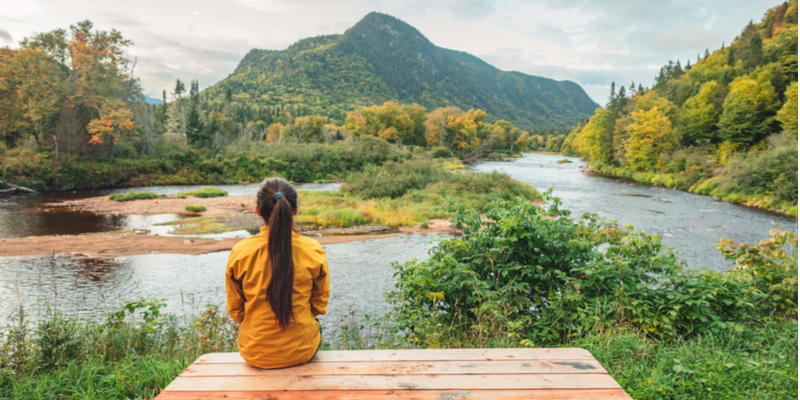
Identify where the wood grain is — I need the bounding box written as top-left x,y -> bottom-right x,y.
155,389 -> 632,400
181,359 -> 608,377
163,374 -> 622,391
195,349 -> 594,364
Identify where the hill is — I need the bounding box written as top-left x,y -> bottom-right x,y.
562,0 -> 798,215
201,12 -> 598,129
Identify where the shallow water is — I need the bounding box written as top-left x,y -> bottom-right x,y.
470,153 -> 796,271
0,182 -> 341,239
0,234 -> 441,335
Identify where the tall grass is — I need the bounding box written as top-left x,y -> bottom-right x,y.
1,301 -> 795,399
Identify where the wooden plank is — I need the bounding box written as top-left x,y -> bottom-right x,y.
155,389 -> 632,400
162,374 -> 622,391
181,359 -> 608,377
195,349 -> 595,364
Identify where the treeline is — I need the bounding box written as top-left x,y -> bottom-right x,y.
0,19 -> 567,173
562,0 -> 798,215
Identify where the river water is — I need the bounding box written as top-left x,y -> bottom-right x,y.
0,155 -> 795,329
471,153 -> 795,271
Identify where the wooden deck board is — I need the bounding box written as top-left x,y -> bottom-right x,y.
156,349 -> 631,400
194,348 -> 595,363
164,374 -> 622,391
182,359 -> 608,376
155,389 -> 633,399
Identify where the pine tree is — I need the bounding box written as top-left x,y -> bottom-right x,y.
704,48 -> 710,59
727,44 -> 736,66
164,79 -> 187,147
745,30 -> 764,70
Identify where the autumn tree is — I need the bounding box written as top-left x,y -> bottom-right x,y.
776,81 -> 798,135
625,107 -> 679,172
718,74 -> 780,145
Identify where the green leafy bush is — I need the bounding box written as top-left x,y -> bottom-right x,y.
387,193 -> 798,347
184,205 -> 207,213
430,147 -> 453,158
177,188 -> 227,198
108,192 -> 159,202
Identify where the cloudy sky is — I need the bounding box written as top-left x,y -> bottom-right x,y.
0,0 -> 779,104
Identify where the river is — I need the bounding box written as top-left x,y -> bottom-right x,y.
0,154 -> 795,330
472,153 -> 795,270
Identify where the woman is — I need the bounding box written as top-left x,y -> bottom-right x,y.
226,178 -> 329,369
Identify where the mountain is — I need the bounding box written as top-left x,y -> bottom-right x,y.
144,95 -> 163,105
201,12 -> 598,129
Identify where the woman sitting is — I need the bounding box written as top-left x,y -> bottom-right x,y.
226,178 -> 330,369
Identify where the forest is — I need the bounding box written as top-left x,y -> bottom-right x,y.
561,0 -> 798,215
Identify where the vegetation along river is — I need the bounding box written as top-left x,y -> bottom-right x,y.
0,154 -> 795,331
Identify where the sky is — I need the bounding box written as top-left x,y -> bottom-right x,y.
0,0 -> 781,104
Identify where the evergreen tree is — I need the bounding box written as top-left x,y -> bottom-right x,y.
745,30 -> 764,70
727,44 -> 737,66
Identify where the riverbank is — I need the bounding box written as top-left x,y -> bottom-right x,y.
582,161 -> 798,217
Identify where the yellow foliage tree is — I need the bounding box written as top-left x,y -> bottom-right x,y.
624,107 -> 679,172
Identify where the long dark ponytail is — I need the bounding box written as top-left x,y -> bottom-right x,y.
256,178 -> 298,330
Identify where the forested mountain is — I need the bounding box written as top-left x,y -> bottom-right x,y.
201,12 -> 598,129
562,0 -> 798,215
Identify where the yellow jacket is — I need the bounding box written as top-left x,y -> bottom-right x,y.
226,226 -> 330,369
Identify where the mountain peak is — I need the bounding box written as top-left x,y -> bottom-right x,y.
204,12 -> 598,129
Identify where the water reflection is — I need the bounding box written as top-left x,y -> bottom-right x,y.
0,234 -> 442,337
0,182 -> 342,239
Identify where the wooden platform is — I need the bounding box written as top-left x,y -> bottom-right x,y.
155,348 -> 631,399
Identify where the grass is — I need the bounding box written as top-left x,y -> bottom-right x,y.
293,159 -> 538,228
184,205 -> 207,213
108,192 -> 159,202
1,303 -> 794,400
177,188 -> 227,199
556,159 -> 572,164
578,321 -> 798,399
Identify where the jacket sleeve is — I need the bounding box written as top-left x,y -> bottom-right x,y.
310,249 -> 330,317
226,252 -> 246,323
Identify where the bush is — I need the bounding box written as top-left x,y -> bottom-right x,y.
177,188 -> 227,198
430,147 -> 453,158
387,194 -> 798,347
184,205 -> 207,213
108,192 -> 159,202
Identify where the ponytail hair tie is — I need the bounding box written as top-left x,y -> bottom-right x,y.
273,192 -> 285,200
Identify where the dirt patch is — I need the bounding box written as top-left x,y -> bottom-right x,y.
0,230 -> 418,258
48,194 -> 257,216
400,219 -> 461,235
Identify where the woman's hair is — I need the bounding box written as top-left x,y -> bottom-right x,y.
256,178 -> 298,330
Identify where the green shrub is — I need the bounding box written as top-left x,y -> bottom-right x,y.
431,147 -> 453,158
108,192 -> 159,202
177,188 -> 227,198
387,193 -> 798,347
184,205 -> 207,213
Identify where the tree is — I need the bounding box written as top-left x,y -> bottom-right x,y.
186,79 -> 205,146
164,79 -> 187,147
776,81 -> 798,135
625,107 -> 679,172
86,99 -> 135,161
11,20 -> 136,159
678,81 -> 720,145
718,75 -> 780,145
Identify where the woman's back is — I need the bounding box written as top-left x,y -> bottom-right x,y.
226,228 -> 329,369
225,178 -> 329,369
